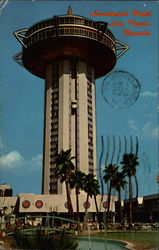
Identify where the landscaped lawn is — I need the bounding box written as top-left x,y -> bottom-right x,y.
89,231 -> 159,249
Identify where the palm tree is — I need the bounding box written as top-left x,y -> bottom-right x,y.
55,149 -> 75,220
103,164 -> 118,221
121,153 -> 139,228
114,170 -> 127,225
69,170 -> 86,227
83,173 -> 100,229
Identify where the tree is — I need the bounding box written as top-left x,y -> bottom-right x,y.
114,170 -> 127,224
69,170 -> 86,227
121,153 -> 139,228
55,149 -> 75,220
103,164 -> 118,221
83,173 -> 100,229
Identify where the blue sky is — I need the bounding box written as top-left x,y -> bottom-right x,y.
0,1 -> 158,197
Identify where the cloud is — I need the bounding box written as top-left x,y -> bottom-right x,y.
27,154 -> 42,171
0,150 -> 42,171
128,119 -> 158,139
140,91 -> 157,97
128,119 -> 138,130
142,121 -> 158,138
0,151 -> 25,168
144,114 -> 155,118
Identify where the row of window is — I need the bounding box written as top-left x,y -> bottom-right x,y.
50,148 -> 58,153
89,168 -> 94,173
50,190 -> 57,194
52,93 -> 58,100
89,161 -> 94,166
88,105 -> 92,112
88,148 -> 93,156
50,74 -> 58,176
88,99 -> 92,105
51,91 -> 59,100
51,120 -> 58,126
50,141 -> 58,147
87,84 -> 92,93
50,134 -> 58,139
88,123 -> 93,129
50,168 -> 56,174
49,186 -> 58,192
88,117 -> 92,122
51,118 -> 58,123
87,75 -> 94,170
50,160 -> 56,166
25,27 -> 115,51
51,111 -> 58,119
87,66 -> 92,82
51,98 -> 58,103
26,17 -> 110,35
88,136 -> 93,147
51,87 -> 58,93
51,127 -> 58,133
50,68 -> 59,156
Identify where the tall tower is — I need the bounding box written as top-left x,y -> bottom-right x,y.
14,8 -> 128,195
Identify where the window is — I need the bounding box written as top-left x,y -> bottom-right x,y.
69,17 -> 74,24
46,31 -> 50,37
89,168 -> 94,173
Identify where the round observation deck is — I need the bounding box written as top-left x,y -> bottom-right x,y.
22,11 -> 116,79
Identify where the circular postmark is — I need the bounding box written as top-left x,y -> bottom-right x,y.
102,71 -> 141,109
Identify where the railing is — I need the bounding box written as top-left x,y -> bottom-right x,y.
25,16 -> 115,41
0,215 -> 82,235
24,26 -> 115,51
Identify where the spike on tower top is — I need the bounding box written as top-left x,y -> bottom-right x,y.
67,6 -> 72,15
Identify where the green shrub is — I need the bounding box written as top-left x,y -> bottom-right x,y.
9,229 -> 78,250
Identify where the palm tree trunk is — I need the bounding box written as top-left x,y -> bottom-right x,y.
129,176 -> 133,228
83,193 -> 89,229
118,188 -> 123,225
65,181 -> 74,220
107,184 -> 112,223
94,194 -> 99,222
134,175 -> 138,217
94,195 -> 99,214
76,187 -> 80,231
94,194 -> 102,229
99,135 -> 104,210
134,175 -> 138,201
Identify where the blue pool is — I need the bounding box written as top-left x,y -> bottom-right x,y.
78,238 -> 127,250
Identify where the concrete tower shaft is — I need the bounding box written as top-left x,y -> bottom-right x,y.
43,60 -> 96,194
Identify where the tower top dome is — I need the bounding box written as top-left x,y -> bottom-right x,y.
13,9 -> 129,79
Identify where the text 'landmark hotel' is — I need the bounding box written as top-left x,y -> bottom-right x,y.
14,7 -> 128,195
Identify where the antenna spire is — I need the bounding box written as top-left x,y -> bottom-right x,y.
67,6 -> 72,15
